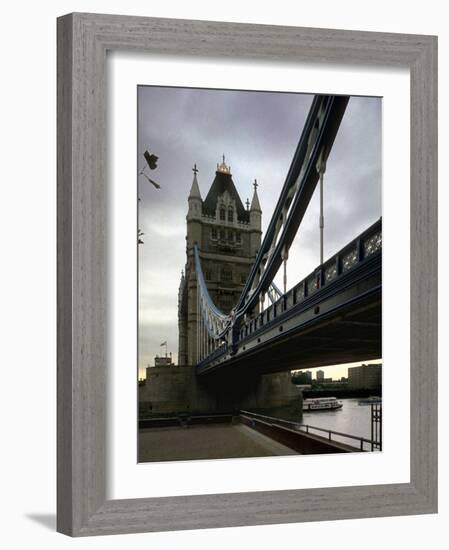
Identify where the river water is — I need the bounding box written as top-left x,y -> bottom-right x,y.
301,398 -> 381,451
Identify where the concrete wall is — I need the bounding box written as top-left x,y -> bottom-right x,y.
139,366 -> 303,419
139,366 -> 215,416
240,415 -> 358,454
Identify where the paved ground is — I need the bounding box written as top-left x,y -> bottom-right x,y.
138,423 -> 298,463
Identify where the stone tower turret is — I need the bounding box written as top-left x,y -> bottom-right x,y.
177,270 -> 187,367
186,164 -> 202,249
178,157 -> 262,366
249,179 -> 262,257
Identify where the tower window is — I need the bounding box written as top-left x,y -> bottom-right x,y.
236,232 -> 241,243
228,208 -> 234,222
221,267 -> 232,282
220,208 -> 226,221
211,228 -> 217,240
220,229 -> 225,240
228,230 -> 234,241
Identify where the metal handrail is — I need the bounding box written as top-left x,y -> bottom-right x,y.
298,424 -> 373,451
238,218 -> 381,342
240,410 -> 378,452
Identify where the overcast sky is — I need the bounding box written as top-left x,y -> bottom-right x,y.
137,86 -> 382,378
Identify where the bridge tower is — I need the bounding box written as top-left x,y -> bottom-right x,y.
178,157 -> 262,366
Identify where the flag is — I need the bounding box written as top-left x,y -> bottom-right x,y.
160,341 -> 167,346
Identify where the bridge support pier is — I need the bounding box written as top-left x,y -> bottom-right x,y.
139,365 -> 303,421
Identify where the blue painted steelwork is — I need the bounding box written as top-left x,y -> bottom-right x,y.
192,94 -> 382,370
196,218 -> 381,374
194,243 -> 287,342
234,95 -> 349,318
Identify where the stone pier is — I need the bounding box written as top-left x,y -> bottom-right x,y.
139,365 -> 303,420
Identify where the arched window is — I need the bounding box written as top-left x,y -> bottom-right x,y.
228,207 -> 234,222
221,267 -> 232,282
219,207 -> 226,221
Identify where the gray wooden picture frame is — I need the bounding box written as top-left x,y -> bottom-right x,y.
57,12 -> 438,537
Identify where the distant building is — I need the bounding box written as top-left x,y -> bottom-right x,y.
316,370 -> 325,381
292,370 -> 313,384
154,353 -> 175,368
348,363 -> 382,390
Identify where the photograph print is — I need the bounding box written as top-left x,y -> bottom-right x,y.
137,85 -> 382,463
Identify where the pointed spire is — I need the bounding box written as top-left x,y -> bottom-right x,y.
188,163 -> 202,200
179,269 -> 185,289
250,179 -> 261,212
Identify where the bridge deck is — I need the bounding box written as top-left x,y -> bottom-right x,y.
197,219 -> 382,376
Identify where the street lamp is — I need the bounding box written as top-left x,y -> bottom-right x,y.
138,149 -> 161,244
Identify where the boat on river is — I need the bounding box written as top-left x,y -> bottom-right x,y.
302,397 -> 343,411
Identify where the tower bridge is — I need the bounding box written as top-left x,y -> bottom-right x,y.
180,94 -> 381,373
142,93 -> 381,418
197,218 -> 381,377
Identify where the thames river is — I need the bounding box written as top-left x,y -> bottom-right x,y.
301,398 -> 381,451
